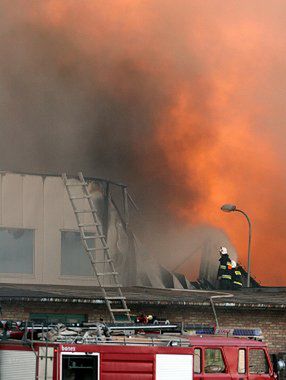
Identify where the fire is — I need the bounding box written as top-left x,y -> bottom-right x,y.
155,9 -> 286,285
2,1 -> 286,285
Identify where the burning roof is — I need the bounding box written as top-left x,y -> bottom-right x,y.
0,1 -> 285,285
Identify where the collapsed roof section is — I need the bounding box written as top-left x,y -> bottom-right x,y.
83,175 -> 194,289
0,170 -> 194,290
0,170 -> 260,290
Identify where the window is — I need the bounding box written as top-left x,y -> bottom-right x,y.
204,348 -> 226,373
249,349 -> 269,374
238,349 -> 246,374
194,348 -> 202,373
0,228 -> 34,274
61,231 -> 94,276
62,354 -> 99,380
30,313 -> 87,324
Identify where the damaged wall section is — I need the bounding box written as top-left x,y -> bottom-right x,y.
0,171 -> 192,289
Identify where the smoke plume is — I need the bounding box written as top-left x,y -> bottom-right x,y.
0,0 -> 286,285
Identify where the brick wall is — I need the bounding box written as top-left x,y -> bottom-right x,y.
129,304 -> 286,353
1,301 -> 286,354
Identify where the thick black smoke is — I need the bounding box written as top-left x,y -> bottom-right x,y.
0,1 -> 213,236
2,1 -> 286,284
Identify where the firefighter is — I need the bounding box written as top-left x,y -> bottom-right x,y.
147,315 -> 158,324
147,315 -> 154,324
217,246 -> 232,290
136,312 -> 148,324
231,260 -> 243,290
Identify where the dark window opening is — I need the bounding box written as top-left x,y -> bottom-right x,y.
0,228 -> 34,274
61,231 -> 94,276
62,355 -> 98,380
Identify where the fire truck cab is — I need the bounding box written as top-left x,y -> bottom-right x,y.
189,335 -> 276,380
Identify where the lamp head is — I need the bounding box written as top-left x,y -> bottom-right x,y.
221,204 -> 237,212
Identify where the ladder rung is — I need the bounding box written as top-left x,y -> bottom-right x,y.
104,284 -> 123,288
91,260 -> 111,265
110,309 -> 130,312
83,235 -> 105,240
70,195 -> 91,200
97,272 -> 118,276
75,209 -> 97,214
105,296 -> 126,300
66,182 -> 87,187
86,247 -> 108,252
79,223 -> 99,227
114,320 -> 132,324
83,235 -> 97,239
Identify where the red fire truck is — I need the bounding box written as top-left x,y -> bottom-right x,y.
189,335 -> 276,380
0,337 -> 192,380
0,333 -> 283,380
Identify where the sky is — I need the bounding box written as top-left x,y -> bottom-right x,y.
1,0 -> 286,285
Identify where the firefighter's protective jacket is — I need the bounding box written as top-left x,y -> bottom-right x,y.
217,255 -> 232,281
232,267 -> 243,287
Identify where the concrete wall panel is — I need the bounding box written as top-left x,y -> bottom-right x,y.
0,173 -> 2,225
2,173 -> 23,227
63,186 -> 78,230
0,173 -> 107,287
43,177 -> 64,282
23,175 -> 44,282
23,175 -> 43,229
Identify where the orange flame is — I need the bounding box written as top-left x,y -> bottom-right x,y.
155,7 -> 286,284
2,0 -> 286,285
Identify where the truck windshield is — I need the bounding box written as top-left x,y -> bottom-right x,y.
204,348 -> 226,373
249,349 -> 269,374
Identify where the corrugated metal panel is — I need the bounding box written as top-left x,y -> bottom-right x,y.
0,350 -> 36,380
156,354 -> 193,380
63,179 -> 78,230
0,173 -> 2,225
2,173 -> 23,227
43,176 -> 63,282
23,175 -> 44,229
23,175 -> 44,280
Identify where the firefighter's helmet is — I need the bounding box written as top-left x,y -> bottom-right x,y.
231,260 -> 237,268
219,246 -> 228,255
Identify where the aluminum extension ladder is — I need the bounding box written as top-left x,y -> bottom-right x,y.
62,172 -> 131,323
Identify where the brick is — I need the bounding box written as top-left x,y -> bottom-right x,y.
1,300 -> 286,354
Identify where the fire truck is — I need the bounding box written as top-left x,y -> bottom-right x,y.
1,174 -> 285,379
0,334 -> 192,380
0,323 -> 284,380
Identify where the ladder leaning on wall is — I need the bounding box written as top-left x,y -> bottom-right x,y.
62,172 -> 131,323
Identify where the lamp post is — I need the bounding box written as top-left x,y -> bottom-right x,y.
221,204 -> 252,288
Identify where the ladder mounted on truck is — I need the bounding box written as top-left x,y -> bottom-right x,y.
62,172 -> 131,323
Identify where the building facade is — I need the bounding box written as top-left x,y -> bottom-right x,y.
0,171 -> 98,286
0,170 -> 192,289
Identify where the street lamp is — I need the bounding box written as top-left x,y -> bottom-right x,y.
221,203 -> 252,288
